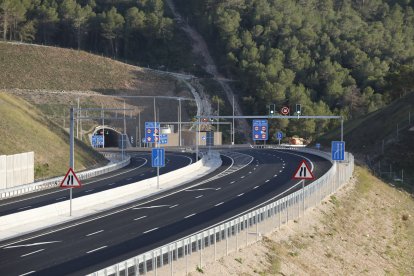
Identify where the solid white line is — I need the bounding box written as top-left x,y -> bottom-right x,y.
184,213 -> 196,219
253,186 -> 259,189
55,197 -> 66,201
237,193 -> 244,197
85,189 -> 94,193
19,271 -> 36,276
21,249 -> 44,257
86,246 -> 107,254
214,202 -> 224,207
195,195 -> 203,199
18,206 -> 31,211
5,241 -> 61,249
169,204 -> 179,208
86,230 -> 104,237
134,216 -> 147,221
185,188 -> 217,192
143,228 -> 158,234
265,180 -> 270,183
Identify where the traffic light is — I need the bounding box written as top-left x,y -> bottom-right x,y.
269,104 -> 275,115
296,104 -> 301,115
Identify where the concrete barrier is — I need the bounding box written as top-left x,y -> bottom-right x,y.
0,151 -> 222,241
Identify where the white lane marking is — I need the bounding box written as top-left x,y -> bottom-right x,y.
143,228 -> 158,234
55,197 -> 66,201
86,246 -> 107,254
184,213 -> 196,219
214,202 -> 224,207
134,216 -> 147,221
215,187 -> 221,190
248,171 -> 252,174
229,181 -> 235,184
237,193 -> 244,197
108,183 -> 116,186
255,164 -> 259,167
140,174 -> 145,176
253,186 -> 259,189
279,170 -> 283,172
195,195 -> 203,199
5,241 -> 61,249
86,230 -> 104,237
126,178 -> 132,181
169,204 -> 179,209
240,176 -> 245,179
0,157 -> 148,208
265,180 -> 270,183
21,249 -> 44,257
185,188 -> 217,192
253,167 -> 256,170
133,205 -> 169,210
85,189 -> 94,193
19,271 -> 36,276
274,174 -> 277,177
18,206 -> 31,211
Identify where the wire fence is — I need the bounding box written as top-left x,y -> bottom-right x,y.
89,149 -> 354,276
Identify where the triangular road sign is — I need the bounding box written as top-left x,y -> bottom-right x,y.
292,160 -> 315,180
60,168 -> 82,188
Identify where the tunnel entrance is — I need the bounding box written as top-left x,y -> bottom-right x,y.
93,126 -> 121,148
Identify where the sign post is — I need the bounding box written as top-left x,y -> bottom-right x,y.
292,160 -> 315,218
331,141 -> 345,161
152,148 -> 165,189
276,131 -> 283,145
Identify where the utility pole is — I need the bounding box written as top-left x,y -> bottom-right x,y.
178,99 -> 182,147
69,107 -> 74,216
76,98 -> 80,139
232,96 -> 235,145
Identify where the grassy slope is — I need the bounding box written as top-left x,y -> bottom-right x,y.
0,93 -> 106,179
200,166 -> 414,275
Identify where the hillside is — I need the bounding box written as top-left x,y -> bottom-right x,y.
199,166 -> 414,275
0,93 -> 106,179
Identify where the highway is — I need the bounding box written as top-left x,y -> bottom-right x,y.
0,149 -> 331,276
0,152 -> 195,216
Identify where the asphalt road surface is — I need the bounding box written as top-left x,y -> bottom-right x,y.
0,149 -> 331,276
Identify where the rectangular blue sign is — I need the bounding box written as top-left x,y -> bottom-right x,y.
152,148 -> 165,167
252,120 -> 268,141
91,135 -> 104,147
145,122 -> 160,143
276,131 -> 283,140
331,141 -> 345,161
159,134 -> 168,145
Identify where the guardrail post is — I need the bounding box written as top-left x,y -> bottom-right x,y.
256,212 -> 259,242
185,239 -> 188,276
199,233 -> 203,269
169,244 -> 173,276
214,228 -> 217,261
225,223 -> 229,255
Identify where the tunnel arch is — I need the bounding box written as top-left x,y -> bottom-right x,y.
92,126 -> 122,148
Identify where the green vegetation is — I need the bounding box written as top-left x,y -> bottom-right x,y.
0,93 -> 106,179
0,0 -> 195,70
175,0 -> 414,139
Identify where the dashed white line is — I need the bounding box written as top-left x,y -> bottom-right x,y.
18,206 -> 31,211
184,213 -> 196,219
126,178 -> 132,181
108,183 -> 116,186
55,197 -> 65,201
85,189 -> 94,193
140,174 -> 145,176
253,168 -> 256,170
253,186 -> 259,189
215,202 -> 224,207
21,249 -> 44,257
19,271 -> 36,276
237,193 -> 244,197
133,205 -> 170,210
143,228 -> 159,234
86,230 -> 104,237
195,195 -> 203,199
274,174 -> 277,177
215,187 -> 221,190
229,181 -> 235,184
86,246 -> 107,254
240,176 -> 245,179
169,204 -> 179,209
134,216 -> 147,221
248,171 -> 252,174
265,180 -> 270,183
279,170 -> 283,172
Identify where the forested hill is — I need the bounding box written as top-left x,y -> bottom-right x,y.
175,0 -> 414,139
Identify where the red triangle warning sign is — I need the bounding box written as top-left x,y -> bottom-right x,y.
60,168 -> 82,188
292,160 -> 315,180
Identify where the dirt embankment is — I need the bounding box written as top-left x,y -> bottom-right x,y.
195,166 -> 414,276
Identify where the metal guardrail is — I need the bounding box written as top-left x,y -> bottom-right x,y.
0,154 -> 131,200
89,148 -> 354,276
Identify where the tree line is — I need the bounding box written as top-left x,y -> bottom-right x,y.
175,0 -> 414,139
0,0 -> 186,67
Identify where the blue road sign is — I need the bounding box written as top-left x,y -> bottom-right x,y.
206,131 -> 214,146
145,122 -> 160,143
159,134 -> 168,144
331,141 -> 345,161
316,143 -> 321,150
152,148 -> 165,167
252,120 -> 268,141
91,135 -> 104,147
276,131 -> 283,140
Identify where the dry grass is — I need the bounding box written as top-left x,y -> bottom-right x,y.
0,92 -> 106,179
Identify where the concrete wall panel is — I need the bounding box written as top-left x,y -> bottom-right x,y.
0,156 -> 6,189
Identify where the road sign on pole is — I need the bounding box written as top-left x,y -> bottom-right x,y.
280,106 -> 290,115
60,168 -> 82,188
276,131 -> 283,145
152,148 -> 165,167
145,122 -> 160,143
252,120 -> 268,141
292,160 -> 315,180
159,134 -> 168,144
331,141 -> 345,161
